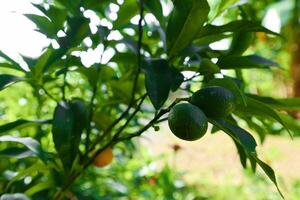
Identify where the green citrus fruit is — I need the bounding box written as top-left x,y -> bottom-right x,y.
168,103 -> 208,141
190,86 -> 235,118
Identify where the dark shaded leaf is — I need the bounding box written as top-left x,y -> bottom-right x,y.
52,100 -> 88,171
217,55 -> 279,69
0,74 -> 24,91
210,119 -> 257,153
170,68 -> 184,91
0,147 -> 34,159
0,51 -> 25,72
142,59 -> 173,109
0,119 -> 51,135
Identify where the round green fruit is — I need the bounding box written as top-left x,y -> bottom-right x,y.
190,86 -> 235,118
168,103 -> 208,141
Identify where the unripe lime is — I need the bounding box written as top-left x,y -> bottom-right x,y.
191,86 -> 235,118
168,103 -> 208,141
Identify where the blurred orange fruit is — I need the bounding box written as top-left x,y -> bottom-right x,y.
93,147 -> 113,167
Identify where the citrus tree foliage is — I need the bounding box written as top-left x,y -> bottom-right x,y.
1,0 -> 300,199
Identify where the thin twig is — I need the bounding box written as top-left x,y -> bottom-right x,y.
85,51 -> 105,156
88,0 -> 145,152
62,57 -> 69,101
40,86 -> 59,102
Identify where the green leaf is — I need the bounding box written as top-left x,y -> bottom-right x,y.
31,47 -> 66,79
236,97 -> 292,137
0,119 -> 51,135
0,51 -> 24,72
54,0 -> 81,14
245,118 -> 267,143
0,135 -> 47,162
142,59 -> 173,109
170,68 -> 184,92
6,163 -> 48,191
52,100 -> 88,171
211,118 -> 283,196
250,154 -> 284,199
277,113 -> 300,136
233,140 -> 247,168
167,0 -> 210,57
210,119 -> 257,153
194,33 -> 232,46
197,20 -> 281,39
114,0 -> 139,29
0,147 -> 34,159
228,32 -> 254,56
0,74 -> 24,91
217,55 -> 279,69
199,58 -> 220,75
25,14 -> 57,37
208,0 -> 241,20
24,181 -> 54,196
248,94 -> 300,111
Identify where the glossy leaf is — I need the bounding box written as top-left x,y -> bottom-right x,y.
0,74 -> 24,91
142,59 -> 173,109
52,100 -> 88,171
210,119 -> 257,153
217,55 -> 279,69
0,135 -> 47,162
167,0 -> 210,57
